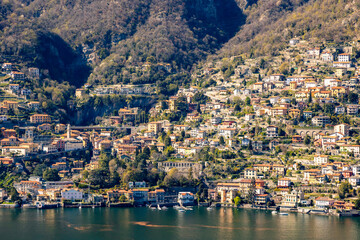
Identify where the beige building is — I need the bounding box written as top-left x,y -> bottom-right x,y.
334,123 -> 349,137
148,121 -> 162,134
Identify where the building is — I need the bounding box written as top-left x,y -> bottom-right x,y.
334,124 -> 349,137
314,155 -> 329,165
278,178 -> 292,188
148,121 -> 162,134
76,89 -> 86,98
281,190 -> 304,207
312,115 -> 331,127
338,53 -> 351,62
178,192 -> 194,206
61,189 -> 83,201
244,168 -> 257,179
219,128 -> 236,139
30,114 -> 51,124
315,197 -> 335,208
266,126 -> 278,138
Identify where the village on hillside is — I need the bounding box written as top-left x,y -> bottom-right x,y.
1,39 -> 360,216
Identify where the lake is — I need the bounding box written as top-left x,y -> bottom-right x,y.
1,207 -> 360,240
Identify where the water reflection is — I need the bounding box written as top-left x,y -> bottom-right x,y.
1,208 -> 360,240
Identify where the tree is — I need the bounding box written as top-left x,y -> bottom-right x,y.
219,136 -> 225,145
9,187 -> 20,202
354,197 -> 360,210
304,135 -> 311,145
338,181 -> 352,199
119,195 -> 127,202
279,62 -> 289,75
33,163 -> 47,176
308,91 -> 312,103
246,178 -> 256,207
89,169 -> 110,188
43,168 -> 60,181
234,196 -> 241,206
164,136 -> 171,147
245,97 -> 251,106
234,104 -> 241,112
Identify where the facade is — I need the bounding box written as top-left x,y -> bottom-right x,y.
314,155 -> 329,165
30,114 -> 51,124
266,126 -> 278,138
334,124 -> 349,137
312,115 -> 331,127
61,189 -> 83,201
178,192 -> 194,205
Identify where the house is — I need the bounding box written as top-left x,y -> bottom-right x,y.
148,121 -> 162,134
271,107 -> 287,117
338,53 -> 351,62
75,89 -> 86,98
8,84 -> 20,92
347,105 -> 359,115
307,47 -> 321,59
178,192 -> 194,206
28,101 -> 40,109
278,178 -> 292,188
281,190 -> 304,207
312,115 -> 331,127
219,128 -> 236,139
335,106 -> 345,115
254,194 -> 270,205
315,197 -> 335,208
314,155 -> 329,165
266,126 -> 278,138
292,135 -> 303,143
61,189 -> 83,201
30,114 -> 51,124
321,52 -> 334,62
10,71 -> 25,80
334,123 -> 349,137
131,189 -> 149,204
244,168 -> 257,179
349,176 -> 360,187
340,145 -> 360,156
2,100 -> 18,110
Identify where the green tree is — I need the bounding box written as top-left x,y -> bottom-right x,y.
164,136 -> 171,147
245,97 -> 251,106
43,168 -> 61,181
119,195 -> 127,202
234,196 -> 241,206
219,136 -> 225,145
338,181 -> 352,199
246,178 -> 256,207
354,197 -> 360,210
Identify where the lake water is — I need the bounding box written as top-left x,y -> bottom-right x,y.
1,207 -> 360,240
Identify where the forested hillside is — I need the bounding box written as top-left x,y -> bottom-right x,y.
0,0 -> 359,89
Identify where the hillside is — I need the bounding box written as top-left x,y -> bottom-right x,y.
217,0 -> 360,58
0,0 -> 247,88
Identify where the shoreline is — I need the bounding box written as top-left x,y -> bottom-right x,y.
2,202 -> 360,217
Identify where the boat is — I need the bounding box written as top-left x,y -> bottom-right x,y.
178,209 -> 185,212
173,205 -> 181,209
150,207 -> 157,210
157,204 -> 162,210
272,211 -> 278,215
279,212 -> 288,216
207,207 -> 213,211
161,206 -> 168,210
35,202 -> 58,209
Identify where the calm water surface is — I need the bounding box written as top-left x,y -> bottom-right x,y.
1,207 -> 360,240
